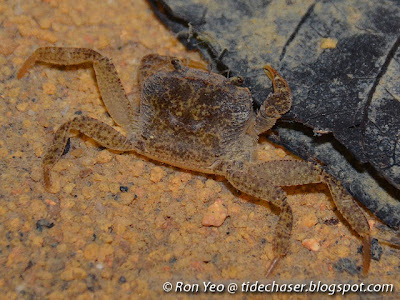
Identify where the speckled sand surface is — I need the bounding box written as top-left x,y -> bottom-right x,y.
1,0 -> 400,299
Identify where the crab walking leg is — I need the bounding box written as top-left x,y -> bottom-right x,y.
43,115 -> 135,189
323,174 -> 371,276
223,164 -> 293,277
224,160 -> 372,276
254,66 -> 293,135
267,200 -> 293,277
224,161 -> 321,277
43,121 -> 72,188
247,160 -> 322,186
18,47 -> 137,130
248,160 -> 371,275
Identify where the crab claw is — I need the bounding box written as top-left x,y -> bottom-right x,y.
263,65 -> 277,81
263,65 -> 290,96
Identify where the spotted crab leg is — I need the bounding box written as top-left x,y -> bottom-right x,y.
40,116 -> 136,189
18,47 -> 141,189
18,47 -> 138,131
322,174 -> 371,275
223,161 -> 319,277
223,160 -> 373,277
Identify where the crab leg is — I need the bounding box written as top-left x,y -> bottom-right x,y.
223,164 -> 290,277
322,174 -> 371,275
223,160 -> 371,277
18,47 -> 144,189
18,47 -> 138,131
254,66 -> 293,135
42,116 -> 136,189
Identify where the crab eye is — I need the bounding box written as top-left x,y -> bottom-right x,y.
236,76 -> 244,85
229,76 -> 244,86
171,58 -> 182,70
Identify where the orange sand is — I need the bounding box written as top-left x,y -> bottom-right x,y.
0,0 -> 399,299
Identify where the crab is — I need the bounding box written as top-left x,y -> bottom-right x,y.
18,47 -> 378,276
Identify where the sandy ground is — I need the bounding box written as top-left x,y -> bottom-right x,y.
0,0 -> 399,299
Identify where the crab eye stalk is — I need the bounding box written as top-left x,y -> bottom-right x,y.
171,58 -> 183,71
229,76 -> 244,86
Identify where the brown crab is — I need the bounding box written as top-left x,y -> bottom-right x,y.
18,47 -> 379,276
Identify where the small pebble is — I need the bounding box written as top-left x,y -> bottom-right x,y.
31,235 -> 44,247
60,267 -> 88,281
96,151 -> 112,164
302,238 -> 320,251
150,166 -> 166,183
118,276 -> 127,284
42,82 -> 57,95
368,219 -> 376,229
82,186 -> 96,199
9,218 -> 20,230
98,244 -> 114,261
336,243 -> 350,258
120,186 -> 129,192
109,182 -> 120,194
38,17 -> 52,29
98,35 -> 110,49
205,179 -> 222,193
37,30 -> 58,43
36,219 -> 55,232
34,144 -> 44,157
71,148 -> 84,158
63,183 -> 76,194
202,199 -> 228,227
98,182 -> 110,192
0,207 -> 6,217
320,37 -> 338,49
36,271 -> 53,280
275,148 -> 287,158
93,173 -> 106,181
0,148 -> 8,159
30,200 -> 47,216
0,38 -> 18,55
84,243 -> 100,261
16,102 -> 28,112
79,168 -> 93,178
30,167 -> 42,182
300,214 -> 318,228
38,116 -> 50,128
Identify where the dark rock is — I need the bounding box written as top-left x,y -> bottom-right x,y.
149,0 -> 400,229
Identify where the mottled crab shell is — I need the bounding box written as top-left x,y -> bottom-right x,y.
137,54 -> 255,168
